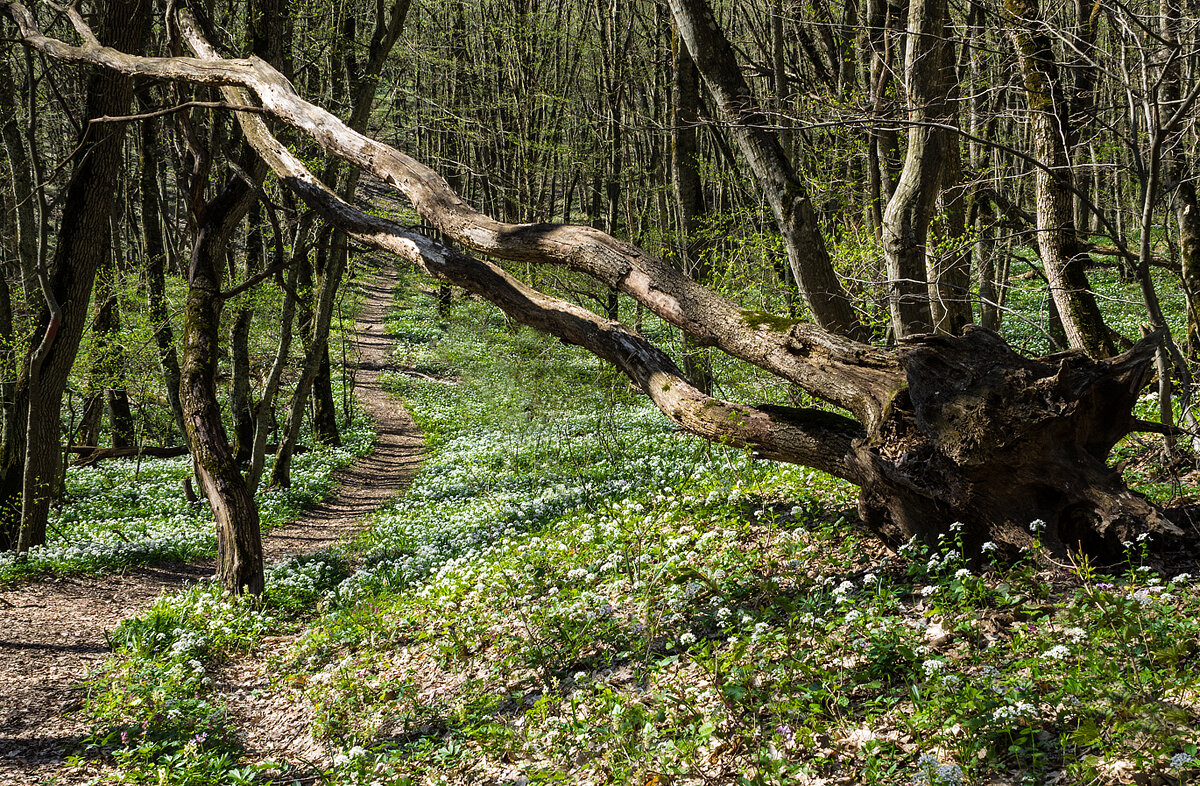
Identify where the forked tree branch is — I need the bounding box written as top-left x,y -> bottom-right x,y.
200,55 -> 870,483
0,0 -> 902,431
0,1 -> 872,483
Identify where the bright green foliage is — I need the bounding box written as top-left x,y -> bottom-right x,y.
0,411 -> 372,585
74,283 -> 1200,785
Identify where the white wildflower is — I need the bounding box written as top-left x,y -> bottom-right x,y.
922,659 -> 945,677
1170,752 -> 1194,769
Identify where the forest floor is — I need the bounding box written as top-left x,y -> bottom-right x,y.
0,266 -> 422,786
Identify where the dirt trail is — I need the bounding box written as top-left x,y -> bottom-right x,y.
0,267 -> 420,785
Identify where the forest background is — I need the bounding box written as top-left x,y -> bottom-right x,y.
2,0 -> 1200,783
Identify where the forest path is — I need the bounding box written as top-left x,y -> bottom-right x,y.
0,265 -> 421,785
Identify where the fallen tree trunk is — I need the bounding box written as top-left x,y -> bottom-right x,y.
4,2 -> 1184,563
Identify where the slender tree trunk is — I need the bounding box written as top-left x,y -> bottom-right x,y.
667,0 -> 868,340
0,54 -> 37,305
1006,0 -> 1116,357
864,0 -> 902,242
247,227 -> 301,496
271,0 -> 410,483
0,53 -> 37,538
929,26 -> 972,334
92,258 -> 134,448
968,2 -> 1001,332
139,109 -> 186,437
229,203 -> 260,461
1160,0 -> 1200,362
176,0 -> 291,593
1069,0 -> 1100,235
881,0 -> 948,338
672,27 -> 712,393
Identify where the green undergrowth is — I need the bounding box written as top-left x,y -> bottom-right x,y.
1,259 -> 380,586
0,404 -> 373,586
76,279 -> 1200,785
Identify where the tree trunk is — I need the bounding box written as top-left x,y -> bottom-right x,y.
672,27 -> 712,393
312,347 -> 341,445
138,107 -> 186,438
1160,0 -> 1200,363
667,0 -> 868,340
929,26 -> 972,335
247,230 -> 301,496
854,328 -> 1172,558
7,0 -> 149,552
881,0 -> 946,338
271,0 -> 410,481
180,163 -> 264,594
0,54 -> 36,541
92,273 -> 135,448
229,203 -> 261,461
864,0 -> 903,242
9,2 -> 1188,566
1006,0 -> 1116,357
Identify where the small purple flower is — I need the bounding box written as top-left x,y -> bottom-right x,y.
193,732 -> 208,744
776,724 -> 795,746
120,730 -> 129,745
1095,582 -> 1115,590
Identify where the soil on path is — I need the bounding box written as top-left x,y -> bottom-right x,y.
0,267 -> 420,785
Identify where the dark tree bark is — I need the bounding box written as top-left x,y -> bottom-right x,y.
930,19 -> 972,335
173,0 -> 295,594
1068,0 -> 1101,235
91,265 -> 135,448
229,202 -> 261,461
672,27 -> 713,393
1160,0 -> 1200,362
0,50 -> 37,534
139,107 -> 186,437
180,158 -> 264,594
2,0 -> 149,552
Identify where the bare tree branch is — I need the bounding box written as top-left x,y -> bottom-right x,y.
0,0 -> 901,431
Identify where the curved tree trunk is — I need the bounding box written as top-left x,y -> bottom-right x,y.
7,2 -> 1185,564
181,173 -> 264,594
